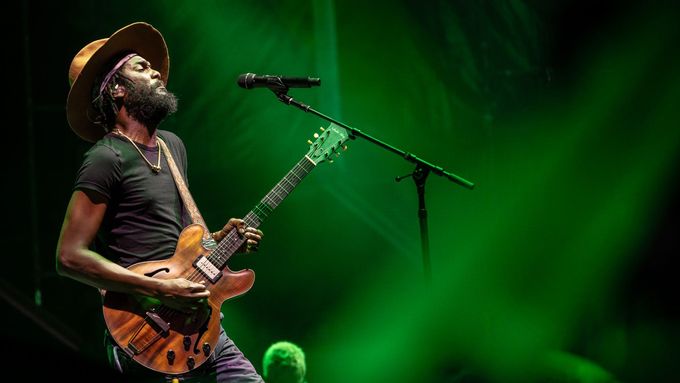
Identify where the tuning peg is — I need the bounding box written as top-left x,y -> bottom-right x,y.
343,145 -> 348,151
329,159 -> 334,164
313,133 -> 319,139
307,140 -> 313,145
335,152 -> 341,157
319,127 -> 325,132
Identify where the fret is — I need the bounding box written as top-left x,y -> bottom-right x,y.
243,211 -> 260,227
252,201 -> 274,222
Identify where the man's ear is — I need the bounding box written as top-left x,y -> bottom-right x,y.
111,83 -> 126,98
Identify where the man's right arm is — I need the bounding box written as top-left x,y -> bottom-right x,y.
55,190 -> 209,307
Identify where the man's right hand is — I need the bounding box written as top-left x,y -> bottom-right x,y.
155,278 -> 210,313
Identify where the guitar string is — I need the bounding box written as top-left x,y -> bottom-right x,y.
152,169 -> 300,323
198,158 -> 313,269
131,139 -> 324,352
183,158 -> 310,279
200,159 -> 309,269
126,143 -> 335,360
149,159 -> 315,346
189,157 -> 310,291
178,156 -> 308,276
151,157 -> 315,325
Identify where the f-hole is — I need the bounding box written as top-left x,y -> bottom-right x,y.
145,268 -> 171,277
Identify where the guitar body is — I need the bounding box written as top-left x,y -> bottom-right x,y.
102,224 -> 255,375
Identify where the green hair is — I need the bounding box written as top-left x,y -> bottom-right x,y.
263,341 -> 307,383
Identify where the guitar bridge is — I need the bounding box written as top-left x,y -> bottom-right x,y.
145,311 -> 170,333
126,310 -> 170,355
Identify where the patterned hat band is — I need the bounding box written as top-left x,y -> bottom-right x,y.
99,53 -> 138,96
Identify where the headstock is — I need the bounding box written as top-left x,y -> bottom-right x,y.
305,123 -> 350,164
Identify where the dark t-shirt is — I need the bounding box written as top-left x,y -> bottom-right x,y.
74,129 -> 191,267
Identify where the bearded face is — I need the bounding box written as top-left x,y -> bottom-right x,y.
123,80 -> 178,128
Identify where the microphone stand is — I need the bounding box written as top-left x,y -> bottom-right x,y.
274,90 -> 475,281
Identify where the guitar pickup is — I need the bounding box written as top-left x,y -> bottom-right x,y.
193,256 -> 223,284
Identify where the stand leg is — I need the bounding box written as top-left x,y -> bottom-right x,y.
413,165 -> 431,282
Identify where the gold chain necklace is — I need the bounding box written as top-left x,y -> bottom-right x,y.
112,129 -> 162,173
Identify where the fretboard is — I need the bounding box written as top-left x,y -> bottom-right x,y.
208,155 -> 317,269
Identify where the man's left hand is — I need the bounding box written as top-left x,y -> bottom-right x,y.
212,218 -> 263,253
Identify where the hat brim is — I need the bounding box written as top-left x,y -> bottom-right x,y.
67,22 -> 169,143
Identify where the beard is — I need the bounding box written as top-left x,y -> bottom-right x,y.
124,81 -> 178,128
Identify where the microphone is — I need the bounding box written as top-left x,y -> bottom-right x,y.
237,73 -> 321,91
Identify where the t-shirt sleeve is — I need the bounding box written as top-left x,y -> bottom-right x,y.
74,143 -> 122,201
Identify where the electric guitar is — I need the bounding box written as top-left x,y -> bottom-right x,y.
102,123 -> 350,374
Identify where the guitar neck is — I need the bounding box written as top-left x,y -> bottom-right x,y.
210,155 -> 317,267
243,155 -> 317,228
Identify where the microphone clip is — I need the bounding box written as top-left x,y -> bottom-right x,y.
265,76 -> 290,93
275,92 -> 311,112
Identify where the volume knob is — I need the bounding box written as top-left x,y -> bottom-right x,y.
202,342 -> 211,356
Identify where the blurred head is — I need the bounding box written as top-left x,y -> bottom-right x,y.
263,341 -> 307,383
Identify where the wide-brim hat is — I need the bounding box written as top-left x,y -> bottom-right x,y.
67,22 -> 169,142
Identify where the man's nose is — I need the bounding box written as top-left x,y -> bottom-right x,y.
151,70 -> 161,80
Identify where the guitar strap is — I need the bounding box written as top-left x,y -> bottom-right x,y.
157,137 -> 211,240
